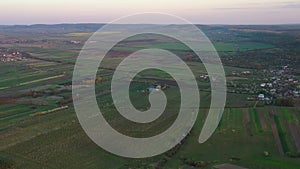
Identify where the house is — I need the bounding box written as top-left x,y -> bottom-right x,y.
265,97 -> 271,101
70,40 -> 81,44
247,97 -> 256,101
231,71 -> 239,76
267,83 -> 273,88
147,85 -> 161,93
199,74 -> 209,80
293,91 -> 299,97
260,83 -> 266,88
241,71 -> 251,75
270,89 -> 276,94
258,94 -> 265,101
156,85 -> 162,90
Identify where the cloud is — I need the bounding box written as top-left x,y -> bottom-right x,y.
213,7 -> 250,10
282,2 -> 300,8
212,1 -> 300,11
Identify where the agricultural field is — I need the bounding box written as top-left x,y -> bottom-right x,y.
0,24 -> 299,169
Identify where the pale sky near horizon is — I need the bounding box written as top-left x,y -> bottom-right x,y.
1,0 -> 300,25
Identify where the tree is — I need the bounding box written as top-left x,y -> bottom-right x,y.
275,97 -> 295,107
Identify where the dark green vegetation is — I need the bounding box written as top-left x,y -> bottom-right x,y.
249,108 -> 263,133
0,24 -> 300,169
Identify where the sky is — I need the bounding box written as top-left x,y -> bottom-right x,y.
1,0 -> 300,25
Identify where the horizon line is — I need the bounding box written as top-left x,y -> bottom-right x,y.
1,22 -> 300,26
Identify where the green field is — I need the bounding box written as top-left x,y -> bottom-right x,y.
0,24 -> 299,169
1,107 -> 300,169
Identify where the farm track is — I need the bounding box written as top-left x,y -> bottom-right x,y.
18,74 -> 65,86
243,108 -> 250,126
26,53 -> 74,65
0,75 -> 70,97
289,111 -> 300,152
268,109 -> 284,156
242,108 -> 252,136
257,108 -> 268,131
291,110 -> 299,124
288,123 -> 300,152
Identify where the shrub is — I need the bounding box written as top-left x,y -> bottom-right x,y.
275,97 -> 295,107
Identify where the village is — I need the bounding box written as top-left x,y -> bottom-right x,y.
251,65 -> 300,101
0,48 -> 27,62
199,65 -> 299,106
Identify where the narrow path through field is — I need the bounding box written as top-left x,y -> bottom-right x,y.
288,123 -> 300,152
242,108 -> 252,136
268,109 -> 284,156
257,108 -> 268,131
0,74 -> 65,91
291,110 -> 299,124
253,101 -> 258,108
18,74 -> 65,86
243,108 -> 250,126
289,111 -> 300,152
